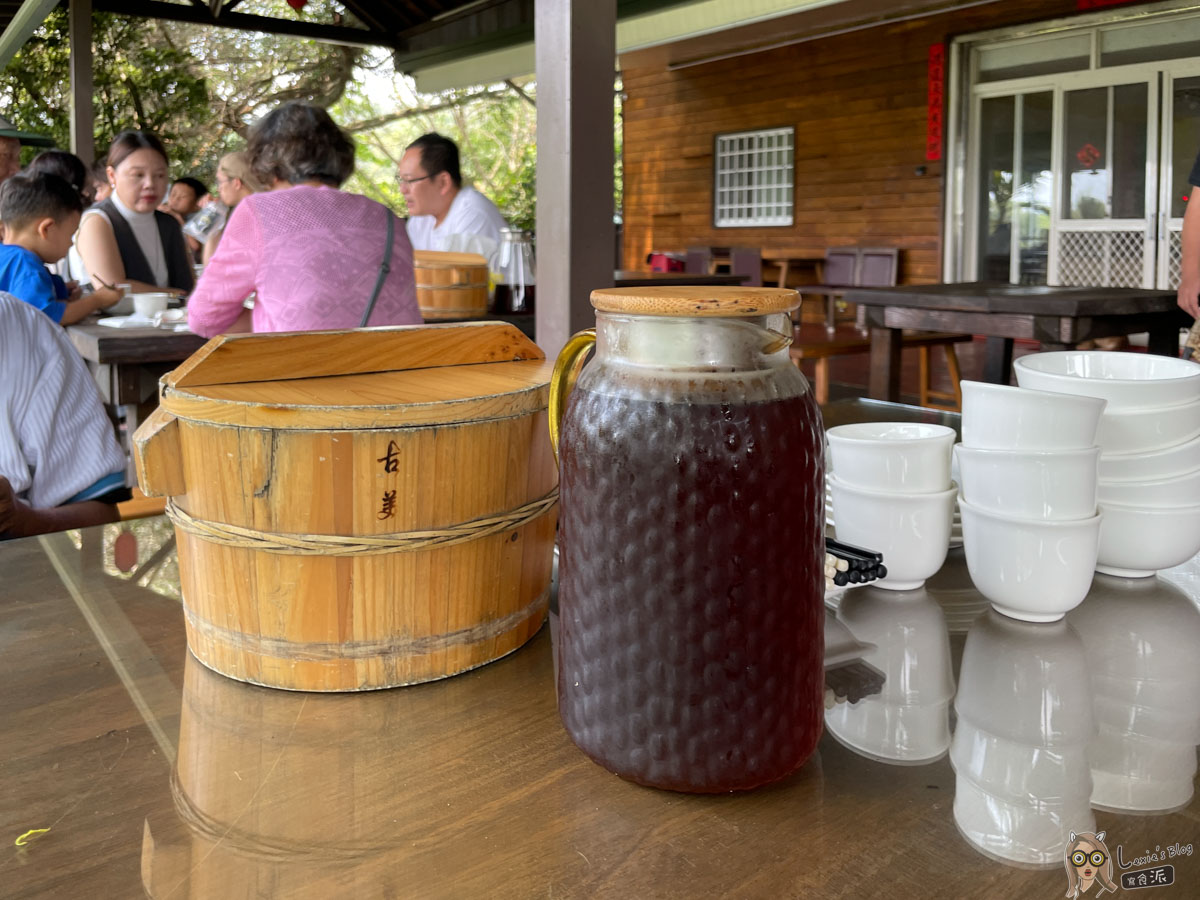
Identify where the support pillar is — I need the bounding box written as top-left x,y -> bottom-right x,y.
534,0 -> 616,358
69,0 -> 95,165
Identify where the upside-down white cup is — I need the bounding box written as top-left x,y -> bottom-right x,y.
826,422 -> 955,493
960,380 -> 1106,451
828,476 -> 956,590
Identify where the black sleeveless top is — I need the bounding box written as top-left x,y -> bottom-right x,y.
95,197 -> 194,293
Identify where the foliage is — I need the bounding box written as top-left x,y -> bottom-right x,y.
0,2 -> 625,232
0,9 -> 210,168
337,74 -> 539,233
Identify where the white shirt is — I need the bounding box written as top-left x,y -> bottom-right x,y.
406,186 -> 508,264
0,293 -> 127,508
68,192 -> 169,287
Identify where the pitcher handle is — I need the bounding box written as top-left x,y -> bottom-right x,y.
548,328 -> 597,466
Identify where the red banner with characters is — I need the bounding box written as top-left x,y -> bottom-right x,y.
927,43 -> 945,162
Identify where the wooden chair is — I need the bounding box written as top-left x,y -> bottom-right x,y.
798,248 -> 860,331
790,327 -> 971,410
729,247 -> 762,287
685,247 -> 713,274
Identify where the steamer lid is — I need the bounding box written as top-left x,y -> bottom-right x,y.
159,323 -> 552,430
413,250 -> 488,268
590,286 -> 799,317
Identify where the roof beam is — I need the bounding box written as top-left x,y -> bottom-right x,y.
91,0 -> 399,48
0,0 -> 62,71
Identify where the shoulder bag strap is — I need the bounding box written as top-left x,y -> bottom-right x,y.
360,209 -> 395,327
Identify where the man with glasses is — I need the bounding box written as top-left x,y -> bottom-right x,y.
397,133 -> 508,262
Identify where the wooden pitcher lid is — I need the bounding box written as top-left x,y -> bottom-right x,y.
413,250 -> 488,268
159,323 -> 552,430
591,286 -> 799,317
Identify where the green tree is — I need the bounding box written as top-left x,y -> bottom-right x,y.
0,9 -> 210,167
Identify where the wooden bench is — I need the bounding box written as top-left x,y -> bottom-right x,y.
790,329 -> 972,410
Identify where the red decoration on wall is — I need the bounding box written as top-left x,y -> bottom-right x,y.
926,43 -> 945,162
1076,143 -> 1102,168
1077,0 -> 1142,9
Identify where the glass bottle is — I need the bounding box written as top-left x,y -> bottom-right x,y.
549,286 -> 826,792
493,228 -> 536,314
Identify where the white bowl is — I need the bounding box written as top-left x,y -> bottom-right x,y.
1094,396 -> 1200,455
1095,501 -> 1200,577
1014,350 -> 1200,411
828,476 -> 956,590
1093,695 -> 1200,744
959,500 -> 1101,622
826,422 -> 954,493
1096,466 -> 1200,508
955,444 -> 1099,520
1099,432 -> 1200,482
960,380 -> 1105,451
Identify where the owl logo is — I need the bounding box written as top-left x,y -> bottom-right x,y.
1064,831 -> 1119,898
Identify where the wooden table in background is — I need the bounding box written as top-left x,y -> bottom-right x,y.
67,319 -> 208,443
2,399 -> 1197,897
843,283 -> 1192,401
614,269 -> 749,287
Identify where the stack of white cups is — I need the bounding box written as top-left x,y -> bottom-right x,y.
952,610 -> 1097,866
956,381 -> 1105,622
1014,350 -> 1200,578
826,422 -> 957,591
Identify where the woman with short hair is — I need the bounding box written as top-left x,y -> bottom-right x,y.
70,131 -> 195,296
187,102 -> 420,336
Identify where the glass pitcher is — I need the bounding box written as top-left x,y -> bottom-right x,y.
548,286 -> 826,793
493,228 -> 536,314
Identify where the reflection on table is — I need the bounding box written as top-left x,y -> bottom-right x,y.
2,400 -> 1198,897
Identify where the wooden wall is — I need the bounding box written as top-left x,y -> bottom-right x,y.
620,0 -> 1144,284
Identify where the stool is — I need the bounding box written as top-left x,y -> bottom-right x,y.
790,330 -> 970,410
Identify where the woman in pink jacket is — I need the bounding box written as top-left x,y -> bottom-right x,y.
187,102 -> 422,336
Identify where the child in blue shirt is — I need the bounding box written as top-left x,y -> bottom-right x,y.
0,172 -> 120,324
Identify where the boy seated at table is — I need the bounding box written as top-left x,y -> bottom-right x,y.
0,292 -> 130,539
0,172 -> 122,324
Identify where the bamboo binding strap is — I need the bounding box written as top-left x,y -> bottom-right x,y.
165,488 -> 558,556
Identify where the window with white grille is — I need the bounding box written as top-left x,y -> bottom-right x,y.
714,127 -> 794,227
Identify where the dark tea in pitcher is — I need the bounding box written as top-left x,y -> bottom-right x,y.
557,380 -> 826,793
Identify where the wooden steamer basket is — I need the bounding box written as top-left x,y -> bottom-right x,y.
133,323 -> 556,691
413,250 -> 489,319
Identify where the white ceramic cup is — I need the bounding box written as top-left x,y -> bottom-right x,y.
960,380 -> 1106,451
828,476 -> 956,590
826,422 -> 955,494
954,443 -> 1099,520
959,498 -> 1101,622
134,292 -> 171,319
1014,350 -> 1200,411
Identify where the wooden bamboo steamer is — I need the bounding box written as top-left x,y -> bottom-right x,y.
413,250 -> 489,320
133,323 -> 557,691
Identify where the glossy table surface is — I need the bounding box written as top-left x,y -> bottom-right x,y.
2,400 -> 1198,899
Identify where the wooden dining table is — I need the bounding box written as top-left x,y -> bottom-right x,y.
843,282 -> 1194,401
66,319 -> 208,447
2,398 -> 1197,898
